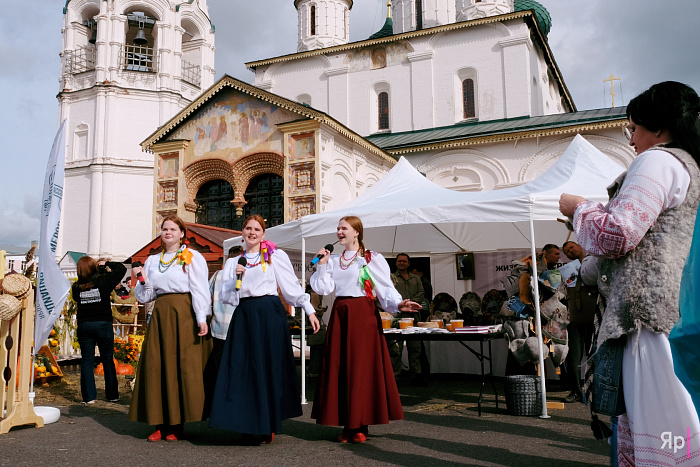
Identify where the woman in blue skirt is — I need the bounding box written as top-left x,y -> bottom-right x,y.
210,214 -> 320,444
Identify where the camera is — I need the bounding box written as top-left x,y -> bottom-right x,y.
98,264 -> 107,275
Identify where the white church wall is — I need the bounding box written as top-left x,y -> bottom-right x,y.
255,18 -> 553,136
407,131 -> 634,192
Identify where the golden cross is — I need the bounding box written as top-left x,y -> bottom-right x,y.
603,74 -> 621,108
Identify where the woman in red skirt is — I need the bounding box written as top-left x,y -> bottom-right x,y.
310,216 -> 421,443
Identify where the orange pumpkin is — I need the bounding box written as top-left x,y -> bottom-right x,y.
94,359 -> 119,376
116,363 -> 134,375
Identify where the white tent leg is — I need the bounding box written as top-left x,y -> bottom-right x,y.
301,237 -> 307,405
529,217 -> 550,418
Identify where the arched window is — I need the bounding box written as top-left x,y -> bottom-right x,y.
310,5 -> 316,36
416,0 -> 423,30
378,92 -> 389,130
195,180 -> 235,229
462,78 -> 476,119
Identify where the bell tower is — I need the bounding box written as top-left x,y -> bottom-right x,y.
295,0 -> 353,52
58,0 -> 215,260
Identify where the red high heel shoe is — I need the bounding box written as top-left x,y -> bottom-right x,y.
351,432 -> 367,443
261,433 -> 275,444
147,428 -> 162,442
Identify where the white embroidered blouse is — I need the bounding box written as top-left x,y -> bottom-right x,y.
574,148 -> 690,258
310,250 -> 403,314
134,248 -> 212,325
219,248 -> 315,317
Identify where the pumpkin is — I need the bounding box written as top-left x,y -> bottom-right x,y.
94,358 -> 119,376
116,362 -> 134,375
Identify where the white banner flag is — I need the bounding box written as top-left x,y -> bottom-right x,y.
35,119 -> 70,354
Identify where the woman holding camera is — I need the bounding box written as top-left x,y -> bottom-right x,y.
73,256 -> 126,405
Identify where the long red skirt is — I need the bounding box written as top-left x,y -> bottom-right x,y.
311,296 -> 404,429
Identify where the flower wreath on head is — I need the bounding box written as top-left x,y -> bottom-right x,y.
260,240 -> 277,272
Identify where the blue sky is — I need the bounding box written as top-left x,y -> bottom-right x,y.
1,0 -> 699,248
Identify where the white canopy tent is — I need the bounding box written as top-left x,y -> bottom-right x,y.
224,135 -> 626,416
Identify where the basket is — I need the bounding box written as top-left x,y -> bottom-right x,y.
504,375 -> 542,416
111,290 -> 139,324
0,294 -> 22,321
2,273 -> 32,300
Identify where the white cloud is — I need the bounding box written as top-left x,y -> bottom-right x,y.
0,194 -> 40,246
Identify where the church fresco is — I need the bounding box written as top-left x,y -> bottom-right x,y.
172,90 -> 297,164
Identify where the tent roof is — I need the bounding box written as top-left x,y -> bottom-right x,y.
224,135 -> 625,255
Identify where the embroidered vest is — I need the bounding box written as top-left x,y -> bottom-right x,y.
597,146 -> 700,347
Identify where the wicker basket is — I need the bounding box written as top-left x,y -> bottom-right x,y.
0,294 -> 22,321
504,375 -> 542,416
2,273 -> 32,300
111,290 -> 139,324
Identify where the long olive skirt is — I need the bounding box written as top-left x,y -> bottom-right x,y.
128,293 -> 213,425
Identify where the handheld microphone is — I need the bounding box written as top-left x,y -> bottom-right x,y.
235,256 -> 247,291
309,243 -> 335,267
132,261 -> 145,285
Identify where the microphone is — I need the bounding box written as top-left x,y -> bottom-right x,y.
235,256 -> 247,291
132,261 -> 145,285
309,243 -> 335,267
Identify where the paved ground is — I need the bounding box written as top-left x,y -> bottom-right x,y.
1,368 -> 611,466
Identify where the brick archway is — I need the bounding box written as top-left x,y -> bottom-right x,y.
230,152 -> 285,207
184,158 -> 236,205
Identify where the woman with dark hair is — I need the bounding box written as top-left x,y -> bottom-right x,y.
128,216 -> 212,442
210,214 -> 320,445
310,216 -> 420,443
560,81 -> 700,464
73,256 -> 126,405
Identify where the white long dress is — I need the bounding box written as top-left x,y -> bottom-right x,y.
574,149 -> 700,466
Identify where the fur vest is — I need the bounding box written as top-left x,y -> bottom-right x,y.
597,146 -> 700,348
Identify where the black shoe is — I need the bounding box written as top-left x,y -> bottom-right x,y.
564,391 -> 581,403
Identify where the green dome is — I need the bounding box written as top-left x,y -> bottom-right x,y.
514,0 -> 552,37
369,17 -> 394,40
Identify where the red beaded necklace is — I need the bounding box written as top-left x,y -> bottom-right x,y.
244,251 -> 261,268
339,250 -> 359,270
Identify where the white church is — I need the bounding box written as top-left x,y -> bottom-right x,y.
57,0 -> 634,262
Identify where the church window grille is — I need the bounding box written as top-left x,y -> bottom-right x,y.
195,180 -> 235,229
462,79 -> 476,119
378,92 -> 390,130
416,0 -> 423,30
311,6 -> 316,36
238,174 -> 285,230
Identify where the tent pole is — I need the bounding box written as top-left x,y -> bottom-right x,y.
301,236 -> 307,405
529,216 -> 550,418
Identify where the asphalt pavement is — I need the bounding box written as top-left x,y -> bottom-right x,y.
1,369 -> 611,467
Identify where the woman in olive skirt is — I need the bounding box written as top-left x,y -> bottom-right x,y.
129,216 -> 212,441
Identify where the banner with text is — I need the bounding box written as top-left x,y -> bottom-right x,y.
35,120 -> 71,354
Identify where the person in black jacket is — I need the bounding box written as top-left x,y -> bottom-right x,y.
73,256 -> 126,404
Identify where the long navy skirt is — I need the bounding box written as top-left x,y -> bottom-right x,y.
209,295 -> 302,435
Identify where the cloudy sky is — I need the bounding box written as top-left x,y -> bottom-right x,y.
1,0 -> 699,248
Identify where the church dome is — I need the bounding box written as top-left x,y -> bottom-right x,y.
369,16 -> 394,40
514,0 -> 551,36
